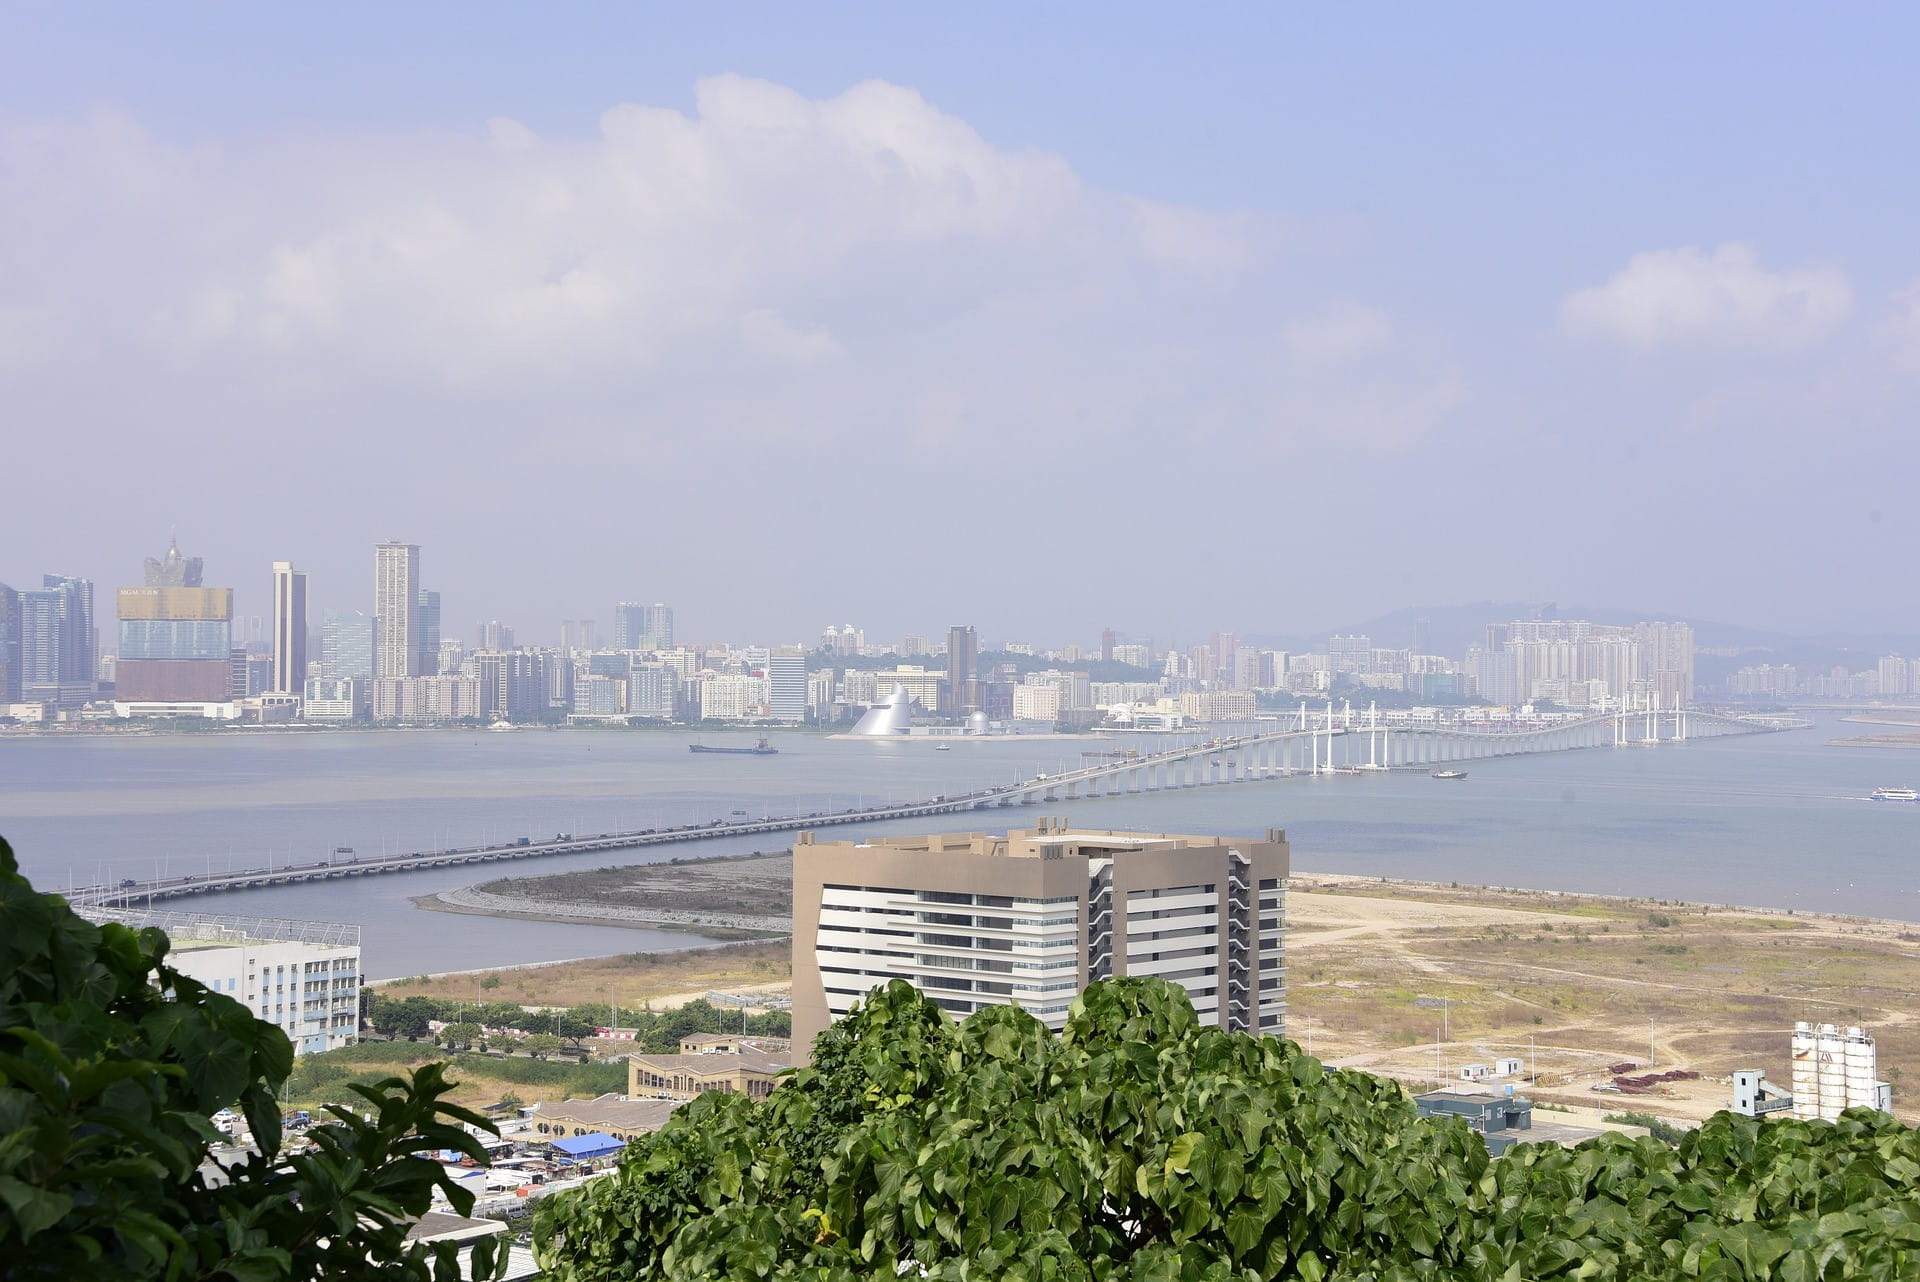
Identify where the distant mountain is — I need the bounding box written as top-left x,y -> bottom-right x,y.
1244,602 -> 1920,663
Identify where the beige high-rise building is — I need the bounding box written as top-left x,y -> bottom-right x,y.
271,561 -> 307,695
791,824 -> 1289,1061
373,542 -> 419,680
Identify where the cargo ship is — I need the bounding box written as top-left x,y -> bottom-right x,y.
689,737 -> 779,756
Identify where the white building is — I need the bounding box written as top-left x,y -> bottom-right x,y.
700,674 -> 768,720
86,908 -> 361,1056
1011,684 -> 1061,722
792,826 -> 1289,1057
767,649 -> 807,722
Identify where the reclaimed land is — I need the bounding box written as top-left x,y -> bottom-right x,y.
371,939 -> 791,1010
425,852 -> 1920,1126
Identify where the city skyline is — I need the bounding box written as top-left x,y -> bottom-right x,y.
5,10 -> 1920,638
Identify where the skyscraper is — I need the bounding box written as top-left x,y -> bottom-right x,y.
613,602 -> 674,651
321,610 -> 375,680
23,575 -> 97,706
945,625 -> 978,715
373,542 -> 420,679
0,582 -> 19,703
144,535 -> 204,588
271,562 -> 308,695
416,589 -> 441,676
767,648 -> 807,722
478,619 -> 515,651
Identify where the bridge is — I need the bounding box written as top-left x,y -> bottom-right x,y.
71,703 -> 1786,909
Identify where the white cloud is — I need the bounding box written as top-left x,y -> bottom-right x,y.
1283,302 -> 1392,364
1560,244 -> 1852,351
739,308 -> 843,365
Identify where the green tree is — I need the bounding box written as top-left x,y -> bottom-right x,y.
535,977 -> 1920,1281
437,1020 -> 483,1051
0,837 -> 505,1282
522,1033 -> 563,1059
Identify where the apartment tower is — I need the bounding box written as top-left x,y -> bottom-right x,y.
373,542 -> 420,679
271,561 -> 308,694
791,824 -> 1289,1061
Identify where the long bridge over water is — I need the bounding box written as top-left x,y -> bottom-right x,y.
71,704 -> 1794,909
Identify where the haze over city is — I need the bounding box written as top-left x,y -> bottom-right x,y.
7,6 -> 1920,637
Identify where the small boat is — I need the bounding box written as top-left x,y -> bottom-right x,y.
1870,787 -> 1918,802
689,736 -> 779,756
935,745 -> 951,751
1431,769 -> 1469,780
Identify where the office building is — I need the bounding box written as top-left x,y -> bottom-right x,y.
791,825 -> 1289,1060
321,610 -> 375,680
415,589 -> 441,679
373,542 -> 420,679
945,624 -> 979,715
22,575 -> 97,707
271,562 -> 308,695
767,648 -> 807,722
0,582 -> 19,703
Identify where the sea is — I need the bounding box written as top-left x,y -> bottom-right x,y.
2,718 -> 1915,979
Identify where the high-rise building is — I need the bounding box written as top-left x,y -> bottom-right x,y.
0,582 -> 19,704
478,619 -> 515,651
614,603 -> 673,651
23,575 -> 97,707
321,610 -> 375,680
945,624 -> 978,715
116,539 -> 229,707
415,589 -> 441,679
560,619 -> 598,651
767,648 -> 807,722
144,535 -> 204,588
271,562 -> 308,695
1100,627 -> 1116,663
373,542 -> 420,679
791,825 -> 1290,1061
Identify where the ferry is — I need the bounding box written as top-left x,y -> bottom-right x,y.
689,736 -> 779,756
1431,769 -> 1469,780
1870,787 -> 1919,803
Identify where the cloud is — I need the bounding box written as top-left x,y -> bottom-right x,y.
1560,244 -> 1852,351
1283,302 -> 1392,364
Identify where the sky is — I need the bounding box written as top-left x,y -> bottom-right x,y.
4,4 -> 1919,647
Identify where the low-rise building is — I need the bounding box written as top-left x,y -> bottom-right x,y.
626,1049 -> 789,1100
528,1094 -> 683,1144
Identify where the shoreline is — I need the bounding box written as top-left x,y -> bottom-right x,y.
417,858 -> 1920,943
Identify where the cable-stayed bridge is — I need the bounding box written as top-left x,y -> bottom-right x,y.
70,704 -> 1791,909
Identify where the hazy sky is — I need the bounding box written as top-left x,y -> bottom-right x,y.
5,5 -> 1918,646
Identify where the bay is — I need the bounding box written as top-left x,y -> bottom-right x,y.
1,718 -> 1914,979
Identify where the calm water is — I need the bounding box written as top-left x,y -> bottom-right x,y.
2,720 -> 1915,977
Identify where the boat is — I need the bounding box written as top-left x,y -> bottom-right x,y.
688,737 -> 779,756
1432,769 -> 1469,780
935,745 -> 952,751
1870,787 -> 1919,802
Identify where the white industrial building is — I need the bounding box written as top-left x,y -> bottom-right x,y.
83,907 -> 362,1055
1790,1023 -> 1893,1121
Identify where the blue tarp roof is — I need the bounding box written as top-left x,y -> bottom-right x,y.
550,1132 -> 626,1158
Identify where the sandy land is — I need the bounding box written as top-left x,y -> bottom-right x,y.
1286,875 -> 1920,1126
370,940 -> 791,1010
1825,732 -> 1920,750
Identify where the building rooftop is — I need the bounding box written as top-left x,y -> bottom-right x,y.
533,1095 -> 683,1134
627,1050 -> 790,1077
